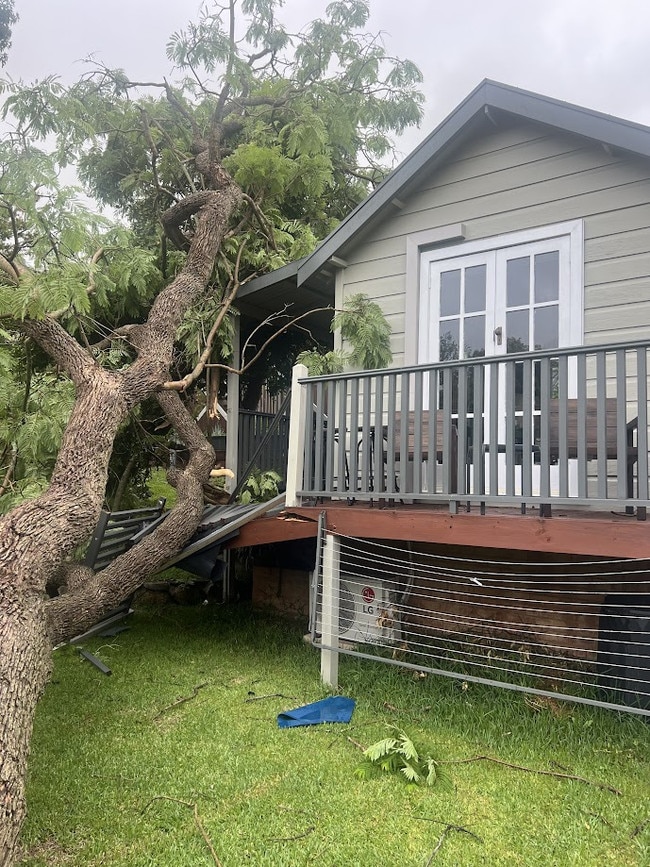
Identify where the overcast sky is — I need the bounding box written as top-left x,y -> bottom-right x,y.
7,0 -> 650,158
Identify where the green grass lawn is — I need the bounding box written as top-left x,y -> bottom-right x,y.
21,603 -> 650,866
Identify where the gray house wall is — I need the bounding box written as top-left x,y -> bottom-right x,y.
334,120 -> 650,365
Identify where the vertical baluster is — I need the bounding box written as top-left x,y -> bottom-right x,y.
457,364 -> 468,497
360,376 -> 372,492
428,368 -> 437,494
489,362 -> 499,496
472,362 -> 485,496
505,361 -> 516,496
522,357 -> 533,499
400,371 -> 411,494
637,348 -> 648,501
557,355 -> 568,498
313,381 -> 325,494
577,353 -> 588,499
596,351 -> 607,498
413,370 -> 424,495
442,367 -> 453,495
386,374 -> 397,496
349,378 -> 359,494
374,374 -> 384,494
615,349 -> 628,499
538,357 -> 551,500
324,380 -> 335,494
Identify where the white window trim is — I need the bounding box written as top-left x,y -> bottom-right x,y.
404,220 -> 584,366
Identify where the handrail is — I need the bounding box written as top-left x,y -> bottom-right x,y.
298,337 -> 650,384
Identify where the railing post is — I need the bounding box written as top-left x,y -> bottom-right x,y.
226,315 -> 240,492
320,531 -> 340,688
285,363 -> 308,507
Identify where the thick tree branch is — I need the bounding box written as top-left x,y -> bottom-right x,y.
21,317 -> 100,387
0,252 -> 19,284
45,392 -> 215,645
160,190 -> 215,251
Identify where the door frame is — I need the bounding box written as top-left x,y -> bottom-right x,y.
416,219 -> 584,365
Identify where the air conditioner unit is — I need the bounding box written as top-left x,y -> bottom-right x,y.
310,574 -> 396,645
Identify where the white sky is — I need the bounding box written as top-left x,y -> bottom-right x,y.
7,0 -> 650,158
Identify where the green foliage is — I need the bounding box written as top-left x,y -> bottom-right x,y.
0,338 -> 75,514
0,0 -> 17,66
354,725 -> 452,788
298,293 -> 393,376
0,0 -> 419,510
332,293 -> 393,370
238,468 -> 282,504
296,348 -> 346,376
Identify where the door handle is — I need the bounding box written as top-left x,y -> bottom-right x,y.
494,326 -> 503,345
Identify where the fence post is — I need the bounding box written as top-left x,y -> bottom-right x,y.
285,363 -> 308,507
320,531 -> 340,688
226,316 -> 241,491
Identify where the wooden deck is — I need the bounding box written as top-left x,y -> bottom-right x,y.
226,498 -> 650,560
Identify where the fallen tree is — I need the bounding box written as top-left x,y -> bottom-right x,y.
0,2 -> 423,861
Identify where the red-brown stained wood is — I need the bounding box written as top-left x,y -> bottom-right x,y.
285,505 -> 650,559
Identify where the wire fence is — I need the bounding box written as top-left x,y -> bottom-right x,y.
311,530 -> 650,716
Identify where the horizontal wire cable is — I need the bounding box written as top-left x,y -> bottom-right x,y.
333,529 -> 650,571
338,541 -> 650,584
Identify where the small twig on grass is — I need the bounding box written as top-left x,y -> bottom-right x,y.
583,810 -> 616,830
141,795 -> 222,866
346,736 -> 366,752
423,821 -> 481,864
425,826 -> 452,864
244,692 -> 297,703
153,682 -> 208,720
441,755 -> 622,796
266,826 -> 315,843
630,816 -> 650,838
412,816 -> 482,842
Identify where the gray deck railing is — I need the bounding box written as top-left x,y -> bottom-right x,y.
294,338 -> 650,515
237,406 -> 290,480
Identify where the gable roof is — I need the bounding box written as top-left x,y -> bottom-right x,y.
239,79 -> 650,313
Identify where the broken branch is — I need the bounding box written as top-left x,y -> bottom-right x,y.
441,755 -> 622,795
153,682 -> 208,720
141,795 -> 222,867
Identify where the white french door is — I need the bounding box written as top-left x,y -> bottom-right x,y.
419,223 -> 584,493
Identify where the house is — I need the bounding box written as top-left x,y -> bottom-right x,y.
214,81 -> 650,711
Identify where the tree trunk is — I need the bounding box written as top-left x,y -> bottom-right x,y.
0,592 -> 51,865
0,180 -> 242,865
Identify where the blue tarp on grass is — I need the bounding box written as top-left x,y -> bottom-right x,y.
277,695 -> 356,728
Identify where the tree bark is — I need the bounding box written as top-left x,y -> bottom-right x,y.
0,179 -> 242,865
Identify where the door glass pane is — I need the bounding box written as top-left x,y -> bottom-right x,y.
464,264 -> 486,313
534,305 -> 559,349
464,315 -> 486,358
506,257 -> 530,307
440,269 -> 461,316
534,251 -> 559,302
439,320 -> 459,360
506,309 -> 529,353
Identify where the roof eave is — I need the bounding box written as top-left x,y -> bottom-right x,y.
298,79 -> 650,286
